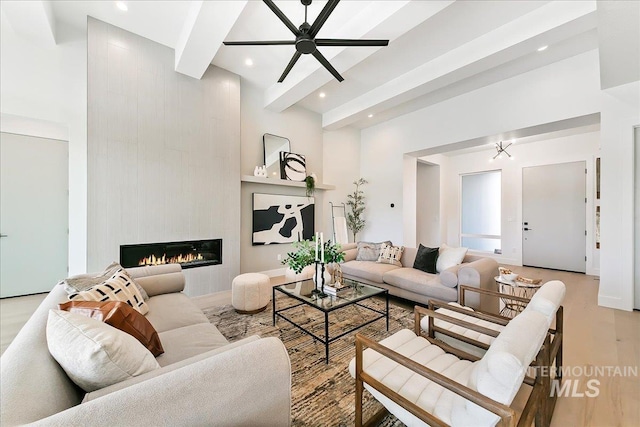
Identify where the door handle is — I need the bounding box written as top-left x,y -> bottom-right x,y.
523,228 -> 533,231
0,234 -> 7,238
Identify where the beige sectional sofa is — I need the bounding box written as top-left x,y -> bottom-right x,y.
0,264 -> 291,426
339,243 -> 499,313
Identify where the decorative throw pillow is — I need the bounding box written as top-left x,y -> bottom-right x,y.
377,243 -> 404,267
46,309 -> 160,392
64,262 -> 149,301
59,301 -> 164,357
436,243 -> 468,273
356,241 -> 392,262
413,244 -> 439,274
68,268 -> 149,315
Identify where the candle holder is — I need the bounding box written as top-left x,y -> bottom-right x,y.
312,261 -> 328,298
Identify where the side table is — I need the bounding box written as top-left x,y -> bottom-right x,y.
494,276 -> 542,318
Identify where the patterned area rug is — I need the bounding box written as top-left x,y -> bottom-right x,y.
202,296 -> 412,426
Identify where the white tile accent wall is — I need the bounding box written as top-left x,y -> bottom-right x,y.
87,18 -> 240,296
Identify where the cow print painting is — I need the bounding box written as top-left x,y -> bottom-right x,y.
252,193 -> 314,245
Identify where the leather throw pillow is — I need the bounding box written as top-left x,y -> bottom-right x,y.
59,300 -> 164,357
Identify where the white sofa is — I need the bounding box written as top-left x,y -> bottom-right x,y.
339,243 -> 499,313
0,264 -> 292,426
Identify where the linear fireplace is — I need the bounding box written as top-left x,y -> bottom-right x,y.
120,239 -> 222,270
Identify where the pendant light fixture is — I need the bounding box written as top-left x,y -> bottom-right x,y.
490,141 -> 514,161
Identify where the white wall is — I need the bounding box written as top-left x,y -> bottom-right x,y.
424,130 -> 601,274
416,161 -> 440,247
87,19 -> 241,297
361,51 -> 602,245
322,127 -> 361,243
240,81 -> 326,274
0,13 -> 87,275
360,49 -> 638,310
598,81 -> 640,311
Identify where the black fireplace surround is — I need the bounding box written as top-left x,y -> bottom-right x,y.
120,239 -> 222,270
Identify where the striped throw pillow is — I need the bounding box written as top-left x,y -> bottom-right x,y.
377,243 -> 404,267
69,268 -> 149,315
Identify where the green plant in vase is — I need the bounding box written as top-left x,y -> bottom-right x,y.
304,175 -> 315,198
322,240 -> 345,265
281,239 -> 315,274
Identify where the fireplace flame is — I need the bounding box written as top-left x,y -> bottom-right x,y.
138,252 -> 204,266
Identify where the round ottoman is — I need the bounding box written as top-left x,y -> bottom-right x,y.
232,273 -> 271,314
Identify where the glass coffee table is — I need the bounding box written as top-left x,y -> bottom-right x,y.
272,278 -> 389,363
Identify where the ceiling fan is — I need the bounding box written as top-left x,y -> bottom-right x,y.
223,0 -> 389,83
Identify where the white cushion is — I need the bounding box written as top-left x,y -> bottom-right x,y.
46,310 -> 159,392
377,243 -> 404,267
439,270 -> 458,288
68,268 -> 149,315
525,280 -> 566,320
436,244 -> 468,273
460,310 -> 550,424
348,329 -> 475,426
63,262 -> 149,301
420,302 -> 504,357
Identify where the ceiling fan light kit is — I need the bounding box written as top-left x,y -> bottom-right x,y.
223,0 -> 389,83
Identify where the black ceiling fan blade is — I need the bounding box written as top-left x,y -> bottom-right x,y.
263,0 -> 301,36
278,52 -> 302,83
311,49 -> 344,82
315,38 -> 389,47
309,0 -> 340,38
223,40 -> 295,46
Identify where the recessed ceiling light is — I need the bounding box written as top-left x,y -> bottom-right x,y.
537,45 -> 548,52
319,92 -> 326,98
245,58 -> 253,66
368,114 -> 373,118
115,1 -> 128,12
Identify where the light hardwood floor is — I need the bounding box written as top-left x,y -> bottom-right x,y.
1,267 -> 638,426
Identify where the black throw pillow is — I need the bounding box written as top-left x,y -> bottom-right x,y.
413,244 -> 439,274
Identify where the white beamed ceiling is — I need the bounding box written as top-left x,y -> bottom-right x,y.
2,0 -> 604,130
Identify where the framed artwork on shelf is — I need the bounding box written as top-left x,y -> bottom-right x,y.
252,193 -> 314,245
279,152 -> 306,181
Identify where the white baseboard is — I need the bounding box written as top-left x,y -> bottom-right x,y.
597,294 -> 633,311
259,267 -> 286,278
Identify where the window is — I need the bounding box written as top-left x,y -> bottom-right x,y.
460,170 -> 501,252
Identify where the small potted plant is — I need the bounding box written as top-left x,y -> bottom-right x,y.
304,175 -> 316,198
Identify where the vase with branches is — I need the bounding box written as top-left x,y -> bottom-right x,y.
346,178 -> 368,242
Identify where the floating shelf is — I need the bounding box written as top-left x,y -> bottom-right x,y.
241,175 -> 335,190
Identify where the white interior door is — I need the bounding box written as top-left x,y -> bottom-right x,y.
522,161 -> 586,273
1,133 -> 68,297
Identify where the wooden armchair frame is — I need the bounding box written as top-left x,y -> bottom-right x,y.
423,285 -> 564,394
354,288 -> 564,427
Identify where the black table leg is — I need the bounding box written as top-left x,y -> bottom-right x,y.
272,287 -> 276,326
386,291 -> 389,331
325,311 -> 329,364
